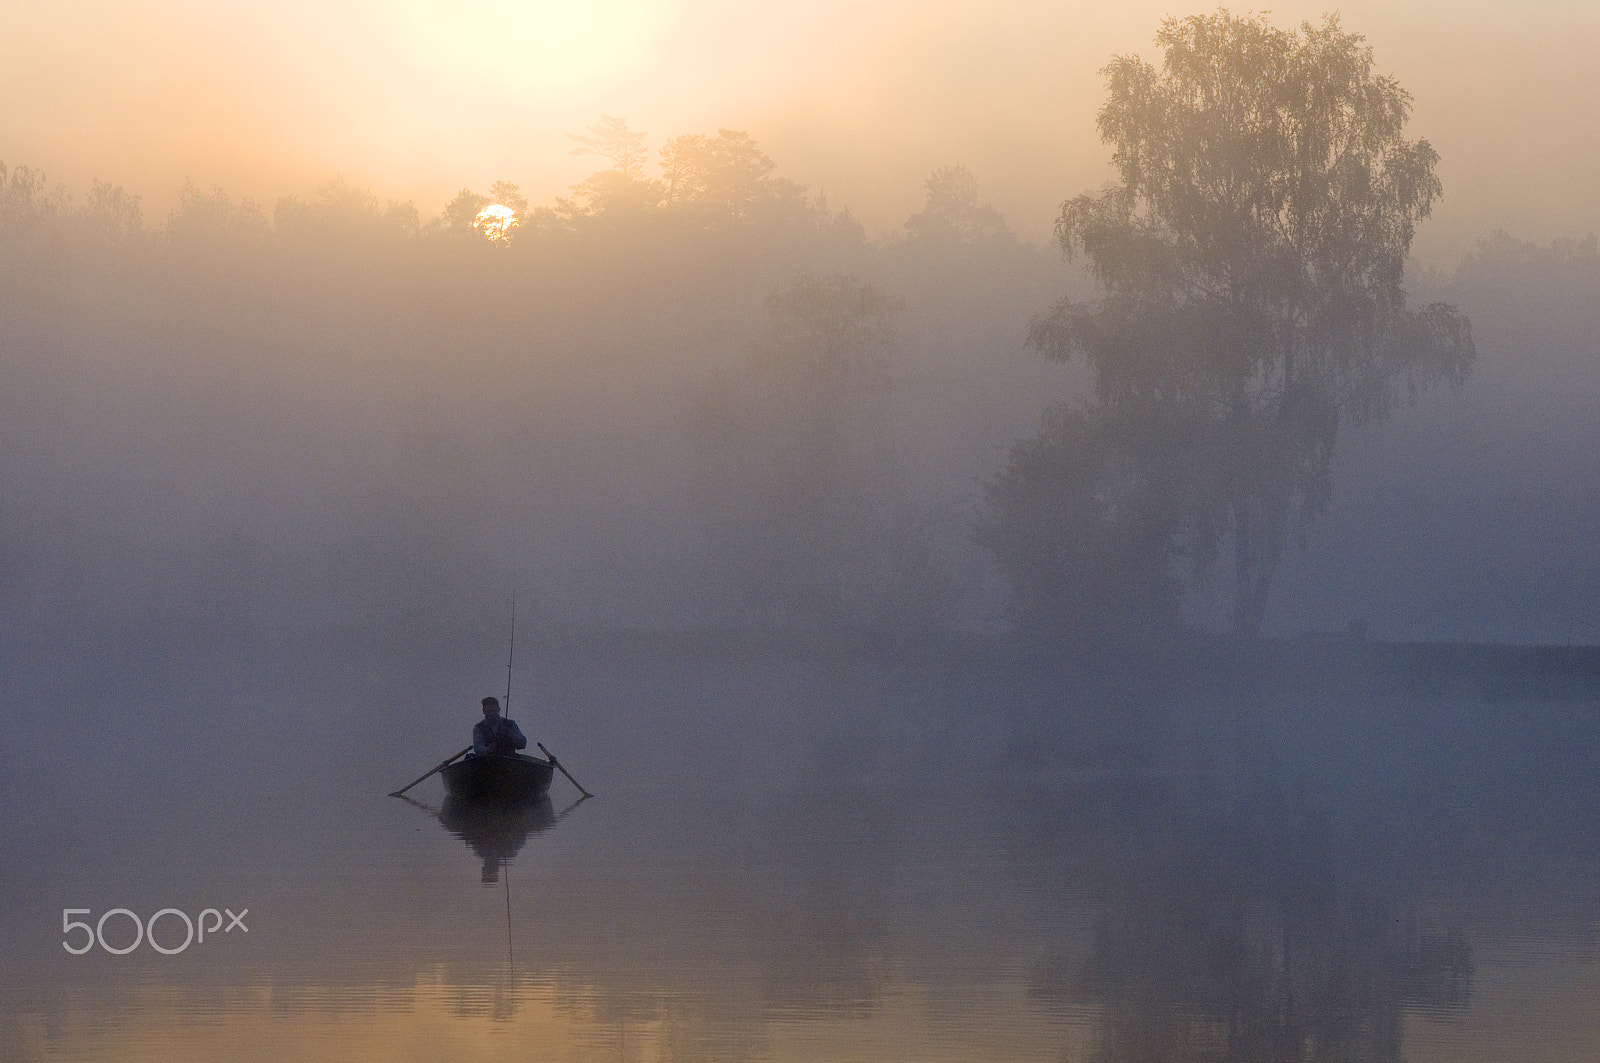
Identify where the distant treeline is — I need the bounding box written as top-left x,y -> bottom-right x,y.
0,132 -> 1072,644
1,103 -> 1596,649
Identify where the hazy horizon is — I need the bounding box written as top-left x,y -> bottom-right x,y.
5,0 -> 1596,264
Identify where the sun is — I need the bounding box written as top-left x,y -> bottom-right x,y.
473,203 -> 519,243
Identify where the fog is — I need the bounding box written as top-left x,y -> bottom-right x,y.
0,163 -> 1058,642
6,11 -> 1600,1060
0,0 -> 1593,661
4,1 -> 1596,260
1273,235 -> 1600,643
2,100 -> 1598,652
2,23 -> 1594,870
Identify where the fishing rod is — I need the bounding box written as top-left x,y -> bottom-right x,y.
505,591 -> 516,716
505,591 -> 592,796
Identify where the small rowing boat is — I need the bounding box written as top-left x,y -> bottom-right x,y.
440,752 -> 555,802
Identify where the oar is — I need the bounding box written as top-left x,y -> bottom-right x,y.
537,742 -> 593,798
389,746 -> 472,798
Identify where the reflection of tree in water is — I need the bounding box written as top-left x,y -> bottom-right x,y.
1056,832 -> 1469,1062
1005,726 -> 1471,1062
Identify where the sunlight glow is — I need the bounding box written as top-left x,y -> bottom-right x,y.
473,203 -> 519,242
398,0 -> 671,92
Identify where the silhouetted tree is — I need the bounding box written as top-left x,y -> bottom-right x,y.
1022,11 -> 1473,637
78,180 -> 144,246
436,187 -> 491,236
485,180 -> 527,216
276,177 -> 419,250
0,162 -> 56,238
164,182 -> 269,252
568,115 -> 652,180
977,401 -> 1213,644
692,274 -> 953,629
660,130 -> 809,226
1450,231 -> 1600,337
903,165 -> 1011,248
567,116 -> 662,217
0,163 -> 66,309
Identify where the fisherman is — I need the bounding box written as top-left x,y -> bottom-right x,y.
472,696 -> 527,757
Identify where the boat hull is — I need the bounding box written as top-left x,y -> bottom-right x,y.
441,753 -> 555,802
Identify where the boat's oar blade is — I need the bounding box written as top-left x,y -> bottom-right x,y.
537,742 -> 593,798
389,746 -> 472,798
555,794 -> 591,818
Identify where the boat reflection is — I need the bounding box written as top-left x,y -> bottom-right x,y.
440,795 -> 554,883
399,792 -> 588,882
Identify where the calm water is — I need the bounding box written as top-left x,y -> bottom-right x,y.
4,637 -> 1600,1062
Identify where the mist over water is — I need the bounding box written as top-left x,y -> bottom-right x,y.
4,6 -> 1600,1060
6,637 -> 1600,1062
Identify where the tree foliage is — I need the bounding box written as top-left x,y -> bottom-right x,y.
568,115 -> 652,181
275,177 -> 419,250
976,401 -> 1209,643
692,274 -> 953,630
165,182 -> 269,252
567,116 -> 661,216
0,162 -> 56,237
1007,11 -> 1474,638
904,165 -> 1012,248
660,129 -> 807,224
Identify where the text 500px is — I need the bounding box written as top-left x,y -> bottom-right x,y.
62,908 -> 249,955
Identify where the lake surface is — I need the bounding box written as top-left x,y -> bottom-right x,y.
4,634 -> 1600,1062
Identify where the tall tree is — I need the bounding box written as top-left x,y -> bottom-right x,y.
1021,11 -> 1473,637
79,180 -> 144,246
691,274 -> 952,629
0,162 -> 54,239
164,182 -> 269,252
904,165 -> 1011,247
976,400 -> 1210,644
275,178 -> 419,252
659,130 -> 807,224
439,188 -> 491,234
568,116 -> 661,216
567,115 -> 652,180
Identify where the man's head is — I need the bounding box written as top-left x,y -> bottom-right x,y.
481,696 -> 501,718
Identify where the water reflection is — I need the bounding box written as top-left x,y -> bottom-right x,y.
387,791 -> 589,1025
1037,810 -> 1472,1062
9,670 -> 1600,1062
1000,697 -> 1475,1062
408,792 -> 588,883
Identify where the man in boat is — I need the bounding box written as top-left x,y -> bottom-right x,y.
472,696 -> 527,757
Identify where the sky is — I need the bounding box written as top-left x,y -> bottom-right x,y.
3,0 -> 1596,263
